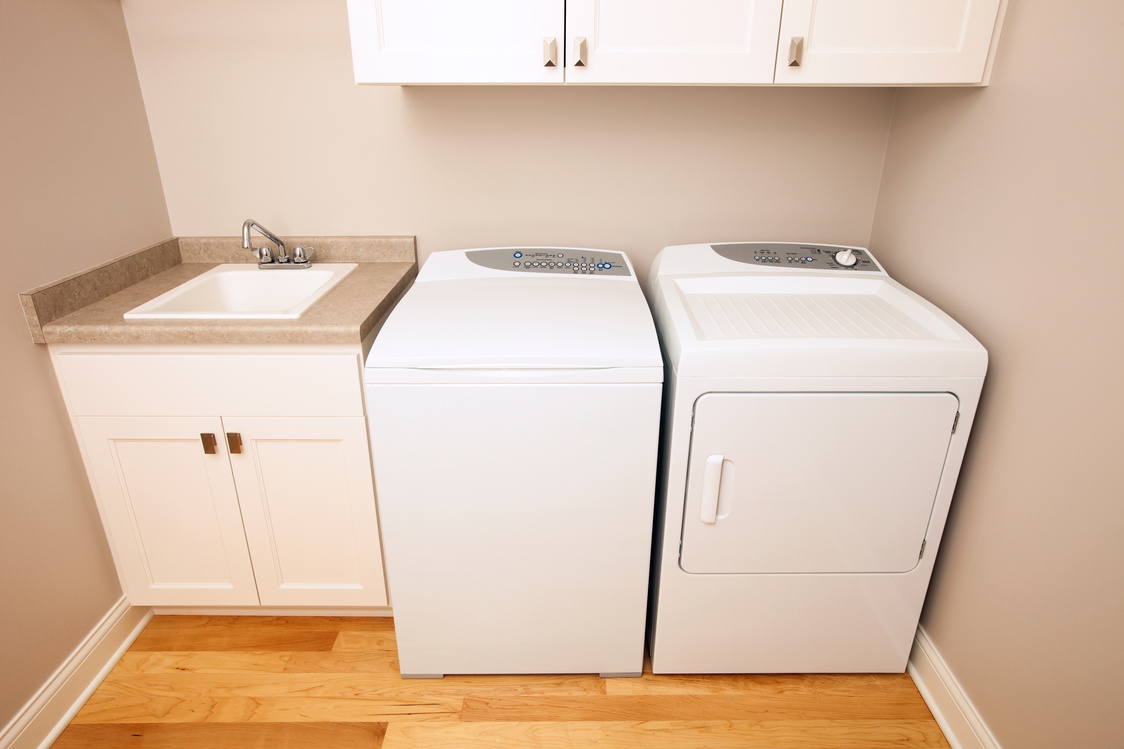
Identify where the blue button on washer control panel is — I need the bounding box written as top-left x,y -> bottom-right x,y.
467,248 -> 631,277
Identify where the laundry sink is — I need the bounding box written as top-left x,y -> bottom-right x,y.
124,263 -> 357,320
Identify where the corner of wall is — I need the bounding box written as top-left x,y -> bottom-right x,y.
909,627 -> 1002,749
0,601 -> 151,749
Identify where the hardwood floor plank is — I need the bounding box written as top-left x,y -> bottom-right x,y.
88,672 -> 605,700
70,694 -> 462,724
460,692 -> 934,721
143,616 -> 394,633
283,650 -> 400,673
112,651 -> 292,674
382,720 -> 951,749
51,721 -> 387,748
332,631 -> 397,652
606,671 -> 921,697
129,629 -> 338,652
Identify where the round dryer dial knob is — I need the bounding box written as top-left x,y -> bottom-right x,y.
834,248 -> 859,267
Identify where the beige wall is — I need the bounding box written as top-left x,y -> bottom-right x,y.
0,0 -> 171,727
120,0 -> 895,286
869,1 -> 1124,746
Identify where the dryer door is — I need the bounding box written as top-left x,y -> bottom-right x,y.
680,392 -> 958,574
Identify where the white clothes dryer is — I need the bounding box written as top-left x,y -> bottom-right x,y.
646,242 -> 987,673
365,247 -> 662,678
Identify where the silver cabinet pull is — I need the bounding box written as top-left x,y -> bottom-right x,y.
573,36 -> 588,67
543,37 -> 558,67
227,433 -> 242,455
788,36 -> 804,67
200,433 -> 217,455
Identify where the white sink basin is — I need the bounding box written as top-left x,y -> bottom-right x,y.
125,263 -> 357,320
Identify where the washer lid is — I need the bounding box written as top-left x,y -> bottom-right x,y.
366,275 -> 663,383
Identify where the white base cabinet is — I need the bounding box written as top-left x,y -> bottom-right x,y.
51,345 -> 388,609
347,0 -> 1006,86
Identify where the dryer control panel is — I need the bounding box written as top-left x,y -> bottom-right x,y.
712,243 -> 883,273
468,248 -> 632,277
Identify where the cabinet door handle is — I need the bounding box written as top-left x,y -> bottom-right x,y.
543,36 -> 558,67
226,432 -> 242,454
200,433 -> 218,455
573,36 -> 588,67
788,36 -> 804,67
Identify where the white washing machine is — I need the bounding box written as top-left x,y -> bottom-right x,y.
646,242 -> 987,673
365,247 -> 663,678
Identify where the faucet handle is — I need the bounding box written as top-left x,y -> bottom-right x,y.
293,246 -> 315,264
255,246 -> 273,264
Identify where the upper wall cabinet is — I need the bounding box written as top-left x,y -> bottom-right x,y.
566,0 -> 783,84
348,0 -> 567,84
347,0 -> 1005,86
774,0 -> 1005,85
347,0 -> 784,85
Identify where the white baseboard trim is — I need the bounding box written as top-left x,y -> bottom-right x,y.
151,606 -> 393,617
0,598 -> 152,749
908,626 -> 1001,749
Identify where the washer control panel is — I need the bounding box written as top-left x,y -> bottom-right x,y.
467,248 -> 631,276
712,243 -> 882,273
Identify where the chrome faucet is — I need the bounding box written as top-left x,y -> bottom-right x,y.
242,219 -> 312,268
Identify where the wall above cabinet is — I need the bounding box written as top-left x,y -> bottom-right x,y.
347,0 -> 1007,87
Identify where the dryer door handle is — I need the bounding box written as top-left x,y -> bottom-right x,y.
700,454 -> 725,524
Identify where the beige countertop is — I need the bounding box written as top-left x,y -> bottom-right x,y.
22,236 -> 417,346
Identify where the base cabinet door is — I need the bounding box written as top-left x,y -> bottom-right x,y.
77,416 -> 260,606
774,0 -> 1004,85
225,416 -> 388,607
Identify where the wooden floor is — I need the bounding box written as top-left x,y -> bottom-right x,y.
54,616 -> 949,748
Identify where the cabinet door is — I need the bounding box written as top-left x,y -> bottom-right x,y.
680,392 -> 959,574
348,0 -> 565,84
225,417 -> 387,606
774,0 -> 1003,85
565,0 -> 783,84
77,417 -> 259,606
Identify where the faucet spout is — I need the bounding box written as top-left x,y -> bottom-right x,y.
242,219 -> 288,264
